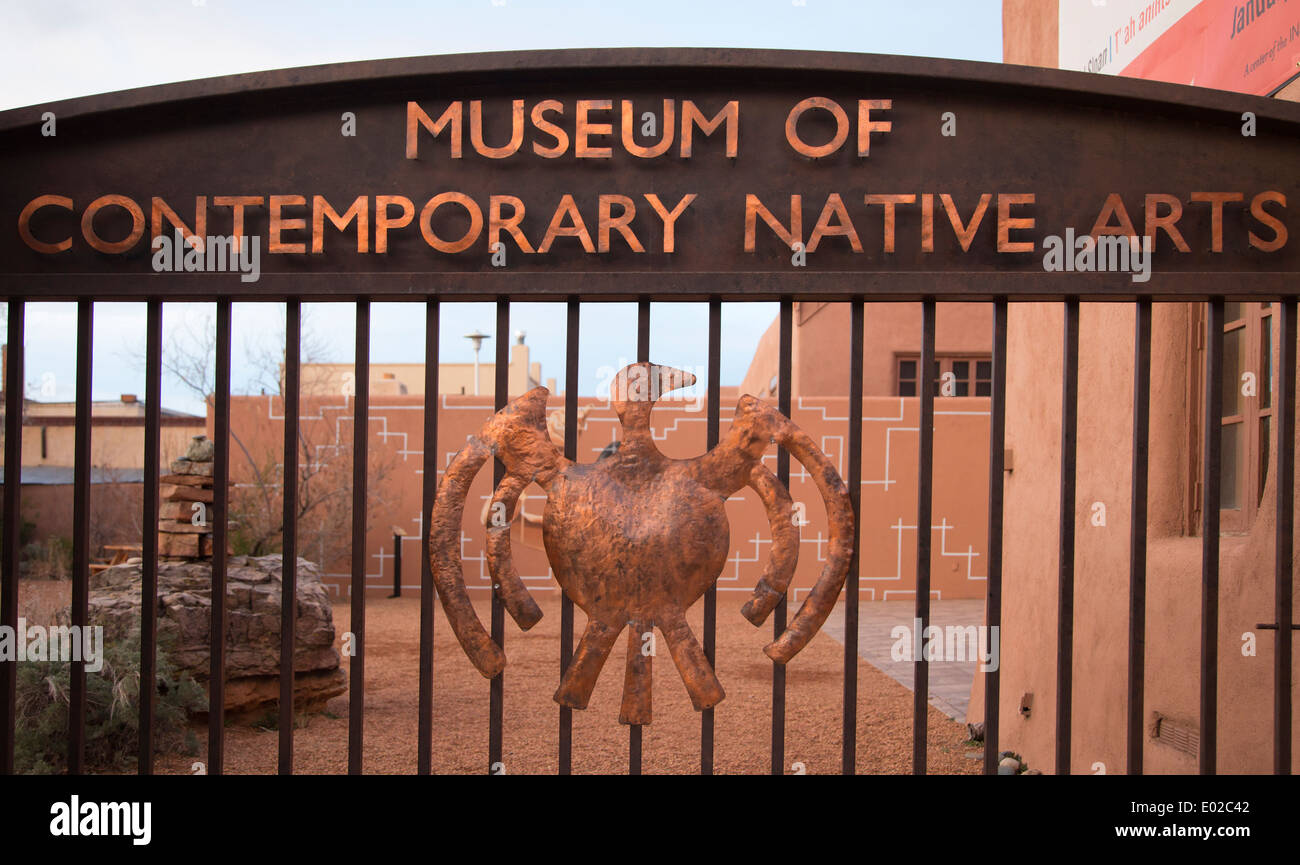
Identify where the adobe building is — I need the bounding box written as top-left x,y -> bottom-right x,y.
741,302 -> 993,398
17,394 -> 202,471
216,315 -> 992,602
0,349 -> 204,552
223,384 -> 992,606
297,329 -> 551,398
971,0 -> 1300,773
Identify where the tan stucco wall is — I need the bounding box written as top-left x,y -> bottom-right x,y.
19,482 -> 144,550
19,423 -> 201,470
740,302 -> 994,398
299,341 -> 544,399
225,390 -> 992,603
968,301 -> 1299,774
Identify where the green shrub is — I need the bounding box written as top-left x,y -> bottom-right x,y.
22,535 -> 73,581
14,624 -> 205,774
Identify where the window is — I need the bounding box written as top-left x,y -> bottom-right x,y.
896,355 -> 992,397
1192,302 -> 1274,533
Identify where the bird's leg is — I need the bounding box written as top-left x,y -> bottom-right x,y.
485,473 -> 543,630
657,605 -> 725,711
739,463 -> 800,627
619,618 -> 653,725
554,616 -> 624,710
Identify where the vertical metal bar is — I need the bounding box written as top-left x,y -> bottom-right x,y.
637,300 -> 650,363
488,300 -> 508,774
1127,299 -> 1151,775
418,300 -> 439,775
139,300 -> 162,775
1,299 -> 23,775
349,300 -> 370,775
1201,299 -> 1223,776
842,299 -> 864,775
1276,299 -> 1295,776
1056,299 -> 1079,776
773,298 -> 792,775
209,299 -> 231,774
913,299 -> 935,776
69,300 -> 93,774
631,299 -> 650,776
278,300 -> 300,774
629,723 -> 643,775
701,299 -> 720,775
559,299 -> 578,775
984,299 -> 1007,776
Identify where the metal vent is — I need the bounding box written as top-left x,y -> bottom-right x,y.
1151,713 -> 1199,757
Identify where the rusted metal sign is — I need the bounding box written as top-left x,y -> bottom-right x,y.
430,362 -> 852,723
1,49 -> 1297,301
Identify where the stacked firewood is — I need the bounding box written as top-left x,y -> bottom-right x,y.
158,435 -> 216,562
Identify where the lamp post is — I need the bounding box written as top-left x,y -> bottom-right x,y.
464,330 -> 490,396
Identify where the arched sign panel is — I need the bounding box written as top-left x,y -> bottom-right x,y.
0,48 -> 1296,301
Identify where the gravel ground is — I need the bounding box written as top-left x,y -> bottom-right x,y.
18,581 -> 980,774
166,593 -> 979,775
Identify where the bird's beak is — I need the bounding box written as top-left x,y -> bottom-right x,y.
655,365 -> 696,397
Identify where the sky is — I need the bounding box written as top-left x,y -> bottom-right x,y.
0,0 -> 1003,415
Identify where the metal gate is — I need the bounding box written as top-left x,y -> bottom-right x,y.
0,48 -> 1295,775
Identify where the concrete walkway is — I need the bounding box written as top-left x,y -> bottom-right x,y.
822,599 -> 987,722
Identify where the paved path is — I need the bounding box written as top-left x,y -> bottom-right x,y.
822,599 -> 987,722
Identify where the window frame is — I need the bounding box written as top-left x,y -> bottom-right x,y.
1190,301 -> 1275,535
895,353 -> 993,398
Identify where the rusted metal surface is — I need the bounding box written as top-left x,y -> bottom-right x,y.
0,301 -> 20,774
349,301 -> 370,775
208,299 -> 232,774
1127,299 -> 1151,775
701,300 -> 721,774
771,300 -> 793,772
139,300 -> 162,775
429,362 -> 853,724
1276,301 -> 1296,775
0,48 -> 1294,777
418,300 -> 440,777
279,300 -> 301,774
984,300 -> 1007,777
1,50 -> 1296,302
69,300 -> 92,774
1201,300 -> 1225,775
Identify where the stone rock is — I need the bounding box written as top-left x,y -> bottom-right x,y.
159,501 -> 195,520
157,533 -> 217,558
184,435 -> 215,462
160,473 -> 210,487
169,459 -> 214,477
997,757 -> 1021,775
160,484 -> 214,503
75,554 -> 345,717
158,521 -> 208,534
